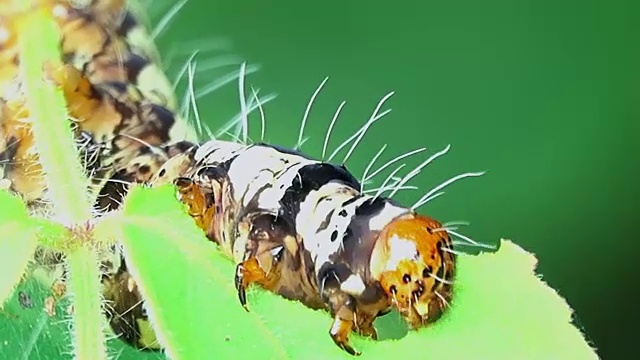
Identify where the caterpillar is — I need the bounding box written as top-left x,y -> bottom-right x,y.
1,0 -> 487,356
146,102 -> 485,355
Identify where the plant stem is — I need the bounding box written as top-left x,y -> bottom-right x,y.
17,9 -> 107,360
18,8 -> 93,226
65,245 -> 107,360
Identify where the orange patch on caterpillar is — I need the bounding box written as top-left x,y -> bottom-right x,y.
371,214 -> 455,329
174,177 -> 216,232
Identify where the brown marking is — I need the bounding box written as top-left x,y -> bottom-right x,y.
51,279 -> 67,299
0,98 -> 46,201
51,46 -> 173,162
44,296 -> 57,317
45,62 -> 99,120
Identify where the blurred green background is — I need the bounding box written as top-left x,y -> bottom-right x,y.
152,0 -> 638,359
0,0 -> 634,359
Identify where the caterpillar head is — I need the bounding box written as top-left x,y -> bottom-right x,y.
370,214 -> 455,329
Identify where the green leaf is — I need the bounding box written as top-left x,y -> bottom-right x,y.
372,240 -> 599,360
0,275 -> 73,359
112,185 -> 292,359
112,185 -> 596,360
0,275 -> 166,360
0,189 -> 38,307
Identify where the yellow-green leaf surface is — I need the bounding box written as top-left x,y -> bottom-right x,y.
115,185 -> 597,360
0,190 -> 38,307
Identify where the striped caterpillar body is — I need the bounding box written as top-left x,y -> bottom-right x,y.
0,0 -> 195,207
151,139 -> 458,355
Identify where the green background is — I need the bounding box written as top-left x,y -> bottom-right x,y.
153,0 -> 638,359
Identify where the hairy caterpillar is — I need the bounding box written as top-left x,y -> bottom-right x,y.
0,0 -> 195,204
1,0 -> 488,356
145,89 -> 486,355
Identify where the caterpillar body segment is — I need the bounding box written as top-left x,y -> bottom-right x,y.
0,0 -> 194,204
158,139 -> 457,355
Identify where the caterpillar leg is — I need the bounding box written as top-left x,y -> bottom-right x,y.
325,292 -> 360,356
355,314 -> 378,340
318,266 -> 383,355
234,257 -> 266,311
234,246 -> 285,311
